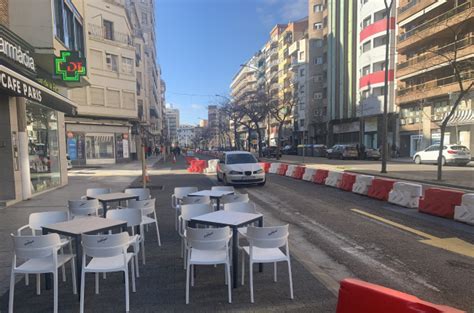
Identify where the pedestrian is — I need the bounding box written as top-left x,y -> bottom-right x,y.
360,144 -> 366,160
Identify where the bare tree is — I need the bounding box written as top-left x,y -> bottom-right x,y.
220,100 -> 245,150
268,90 -> 298,159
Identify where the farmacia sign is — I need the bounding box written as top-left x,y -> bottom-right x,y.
0,36 -> 36,72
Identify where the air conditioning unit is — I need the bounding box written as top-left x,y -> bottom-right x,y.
415,117 -> 420,123
400,119 -> 406,125
407,118 -> 414,124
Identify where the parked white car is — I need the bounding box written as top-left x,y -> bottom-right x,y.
413,144 -> 471,166
217,151 -> 265,186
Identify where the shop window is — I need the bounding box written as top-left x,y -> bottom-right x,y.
86,135 -> 115,160
26,102 -> 61,193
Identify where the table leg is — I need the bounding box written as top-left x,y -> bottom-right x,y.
258,218 -> 263,273
102,201 -> 107,218
75,235 -> 82,301
215,198 -> 220,211
42,228 -> 51,290
232,227 -> 238,288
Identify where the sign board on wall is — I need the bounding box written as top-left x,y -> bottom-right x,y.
333,121 -> 360,134
54,51 -> 86,82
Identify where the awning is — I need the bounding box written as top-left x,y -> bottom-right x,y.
0,65 -> 77,115
442,109 -> 474,126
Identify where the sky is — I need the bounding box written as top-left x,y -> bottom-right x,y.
155,0 -> 307,125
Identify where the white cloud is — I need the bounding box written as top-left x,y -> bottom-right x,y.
280,0 -> 307,21
190,104 -> 204,110
256,0 -> 307,28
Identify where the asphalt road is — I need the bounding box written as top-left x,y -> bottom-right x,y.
201,155 -> 474,312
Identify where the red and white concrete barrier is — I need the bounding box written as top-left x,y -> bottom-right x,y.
325,171 -> 343,188
454,193 -> 474,225
388,182 -> 422,209
352,175 -> 374,195
302,168 -> 317,181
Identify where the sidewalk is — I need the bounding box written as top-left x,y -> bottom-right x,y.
263,155 -> 474,191
0,156 -> 337,312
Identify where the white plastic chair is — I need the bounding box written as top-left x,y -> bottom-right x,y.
127,198 -> 162,249
219,193 -> 249,210
81,188 -> 111,200
223,202 -> 257,213
181,196 -> 211,205
124,188 -> 151,200
185,226 -> 232,304
178,203 -> 213,267
17,211 -> 71,289
172,187 -> 198,230
211,186 -> 235,192
106,209 -> 142,276
9,233 -> 77,313
80,232 -> 137,313
68,199 -> 100,218
241,225 -> 293,303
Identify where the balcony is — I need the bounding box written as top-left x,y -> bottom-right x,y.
88,23 -> 133,46
397,1 -> 472,50
397,36 -> 474,77
397,71 -> 474,104
398,0 -> 437,22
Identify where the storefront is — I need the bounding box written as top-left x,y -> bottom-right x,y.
0,25 -> 77,203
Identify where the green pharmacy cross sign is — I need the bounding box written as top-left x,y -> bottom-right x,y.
54,51 -> 86,82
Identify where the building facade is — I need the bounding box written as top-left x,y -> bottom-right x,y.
177,124 -> 195,148
396,0 -> 474,157
207,105 -> 219,148
165,107 -> 179,144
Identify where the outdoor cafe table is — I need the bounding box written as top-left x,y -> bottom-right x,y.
190,210 -> 263,288
42,216 -> 127,297
88,192 -> 139,217
188,189 -> 234,210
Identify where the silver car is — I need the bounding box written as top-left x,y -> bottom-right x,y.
217,151 -> 266,186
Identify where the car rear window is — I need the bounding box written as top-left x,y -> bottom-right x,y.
451,145 -> 470,152
227,154 -> 257,164
345,146 -> 357,151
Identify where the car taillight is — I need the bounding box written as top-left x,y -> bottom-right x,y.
447,150 -> 458,154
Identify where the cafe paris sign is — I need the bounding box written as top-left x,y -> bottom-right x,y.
0,36 -> 36,72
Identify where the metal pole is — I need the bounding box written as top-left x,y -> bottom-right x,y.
141,128 -> 147,188
381,0 -> 392,173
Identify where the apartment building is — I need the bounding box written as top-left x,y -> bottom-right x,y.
2,0 -> 80,202
208,104 -> 219,148
177,124 -> 195,148
165,106 -> 179,144
357,0 -> 397,150
396,0 -> 474,157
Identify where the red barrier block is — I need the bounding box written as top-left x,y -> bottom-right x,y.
336,278 -> 465,313
313,169 -> 329,184
259,162 -> 271,173
367,178 -> 395,201
419,188 -> 464,219
187,159 -> 208,173
291,166 -> 306,179
338,173 -> 356,191
277,164 -> 289,176
184,156 -> 197,165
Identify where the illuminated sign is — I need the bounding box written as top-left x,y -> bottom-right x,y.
54,51 -> 86,82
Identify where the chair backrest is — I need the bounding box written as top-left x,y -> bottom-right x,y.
221,193 -> 249,205
174,187 -> 198,199
82,232 -> 130,258
246,225 -> 289,249
86,188 -> 111,198
106,209 -> 142,228
12,233 -> 61,259
223,202 -> 257,213
211,186 -> 234,192
181,196 -> 211,205
127,198 -> 156,215
186,226 -> 231,250
180,203 -> 213,221
28,211 -> 69,232
124,188 -> 151,200
68,199 -> 100,217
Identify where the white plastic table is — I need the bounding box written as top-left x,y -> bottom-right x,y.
188,190 -> 234,210
190,210 -> 263,288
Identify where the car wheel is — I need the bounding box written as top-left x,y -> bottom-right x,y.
414,156 -> 421,164
441,156 -> 447,166
258,179 -> 266,186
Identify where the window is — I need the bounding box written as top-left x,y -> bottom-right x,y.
315,39 -> 323,47
299,51 -> 304,60
74,20 -> 85,57
373,35 -> 387,48
315,57 -> 323,64
54,0 -> 65,42
313,4 -> 322,12
362,65 -> 370,76
141,12 -> 148,24
54,0 -> 84,55
106,53 -> 118,72
362,41 -> 371,53
362,16 -> 371,29
226,153 -> 257,164
314,92 -> 323,99
313,22 -> 323,30
300,68 -> 305,77
300,119 -> 305,126
65,6 -> 74,49
373,9 -> 387,22
372,61 -> 386,72
103,20 -> 114,40
122,57 -> 134,74
86,135 -> 115,160
373,86 -> 385,96
361,89 -> 370,100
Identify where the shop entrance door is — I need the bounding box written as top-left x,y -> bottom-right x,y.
410,135 -> 423,157
85,133 -> 115,164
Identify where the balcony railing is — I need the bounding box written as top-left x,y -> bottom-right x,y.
104,0 -> 124,7
88,23 -> 133,46
397,0 -> 420,14
398,36 -> 474,70
397,71 -> 474,96
398,1 -> 472,42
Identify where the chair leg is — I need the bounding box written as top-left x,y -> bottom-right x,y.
191,265 -> 194,287
25,274 -> 29,286
131,260 -> 136,293
226,263 -> 232,303
60,247 -> 66,282
53,271 -> 58,313
124,268 -> 130,312
287,259 -> 294,300
154,213 -> 162,246
80,270 -> 86,313
274,262 -> 277,282
241,253 -> 245,286
185,262 -> 191,304
36,274 -> 41,295
250,261 -> 254,303
95,273 -> 99,294
8,272 -> 15,313
174,208 -> 178,231
71,257 -> 77,295
135,253 -> 140,278
141,237 -> 146,265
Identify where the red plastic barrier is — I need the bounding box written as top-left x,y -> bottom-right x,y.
367,178 -> 395,201
291,166 -> 305,179
336,278 -> 464,313
313,169 -> 329,184
277,164 -> 289,176
419,188 -> 464,219
184,156 -> 197,165
338,173 -> 356,191
259,162 -> 271,173
187,159 -> 208,173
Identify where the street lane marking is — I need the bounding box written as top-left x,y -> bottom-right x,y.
351,209 -> 474,259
